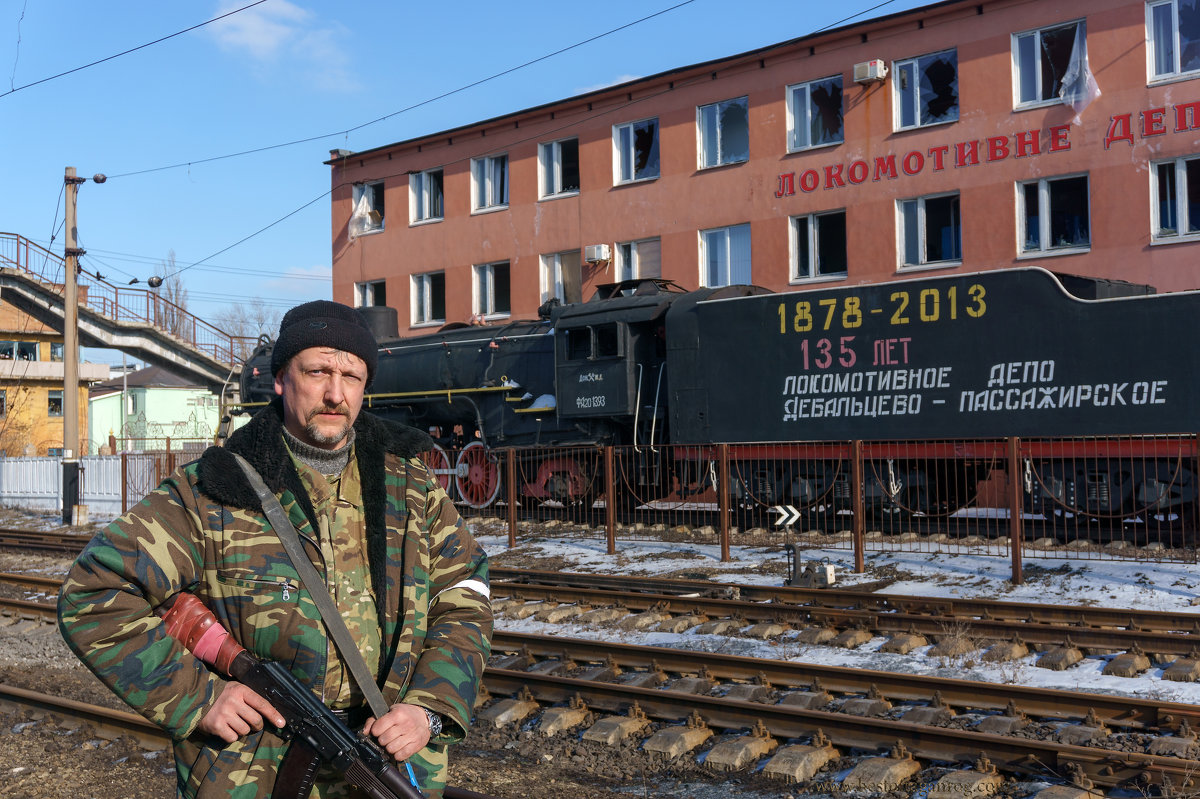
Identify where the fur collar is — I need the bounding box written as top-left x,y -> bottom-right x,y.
197,398 -> 431,513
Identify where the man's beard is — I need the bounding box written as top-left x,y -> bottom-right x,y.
305,406 -> 351,447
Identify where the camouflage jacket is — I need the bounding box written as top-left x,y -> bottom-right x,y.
58,400 -> 493,799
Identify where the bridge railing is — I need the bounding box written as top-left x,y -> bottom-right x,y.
0,232 -> 252,368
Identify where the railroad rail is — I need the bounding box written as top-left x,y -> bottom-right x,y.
0,528 -> 91,553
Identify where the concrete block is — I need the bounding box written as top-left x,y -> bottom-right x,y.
1163,656 -> 1200,682
618,610 -> 672,631
745,622 -> 788,639
539,699 -> 591,737
577,606 -> 629,624
490,598 -> 526,614
1037,645 -> 1084,671
796,626 -> 839,644
535,604 -> 587,623
528,658 -> 573,676
694,619 -> 745,635
582,710 -> 650,745
976,714 -> 1028,734
479,694 -> 539,728
491,651 -> 534,670
657,614 -> 705,633
669,673 -> 716,695
880,632 -> 928,654
762,743 -> 839,782
831,628 -> 874,649
930,636 -> 976,657
575,660 -> 620,682
841,752 -> 921,791
621,669 -> 666,689
840,696 -> 893,716
725,684 -> 773,703
644,723 -> 712,759
508,601 -> 557,619
705,731 -> 778,771
1149,735 -> 1198,757
780,689 -> 832,710
1103,648 -> 1150,677
1034,786 -> 1104,799
903,705 -> 954,725
983,639 -> 1029,662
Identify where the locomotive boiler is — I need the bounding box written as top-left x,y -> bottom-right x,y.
240,268 -> 1199,532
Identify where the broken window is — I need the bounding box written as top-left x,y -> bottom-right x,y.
1150,0 -> 1200,79
540,138 -> 580,198
701,223 -> 751,287
1153,155 -> 1200,239
793,210 -> 848,280
1015,21 -> 1085,106
48,389 -> 63,418
616,237 -> 662,281
473,261 -> 510,317
698,97 -> 749,168
50,342 -> 63,362
349,181 -> 385,237
614,118 -> 660,183
16,342 -> 36,361
411,272 -> 445,325
355,280 -> 386,308
899,193 -> 961,267
471,154 -> 509,210
788,76 -> 843,151
895,49 -> 958,130
0,389 -> 6,417
409,168 -> 444,223
1021,175 -> 1090,252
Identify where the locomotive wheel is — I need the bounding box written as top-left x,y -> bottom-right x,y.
455,442 -> 502,508
422,443 -> 455,501
544,457 -> 597,520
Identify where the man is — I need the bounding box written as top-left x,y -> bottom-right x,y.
58,300 -> 492,799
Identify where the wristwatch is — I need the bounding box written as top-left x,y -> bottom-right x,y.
422,708 -> 443,737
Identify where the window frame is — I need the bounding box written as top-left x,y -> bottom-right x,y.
409,167 -> 444,225
786,75 -> 844,152
699,223 -> 752,287
411,271 -> 446,327
1012,19 -> 1086,109
538,138 -> 581,199
1148,0 -> 1200,82
1017,173 -> 1092,256
897,192 -> 963,270
470,153 -> 509,212
350,181 -> 385,235
1151,155 -> 1200,243
48,388 -> 63,418
615,237 -> 662,282
697,96 -> 750,169
893,48 -> 959,131
354,280 -> 387,308
539,250 -> 581,304
790,209 -> 849,282
472,260 -> 511,319
613,117 -> 661,185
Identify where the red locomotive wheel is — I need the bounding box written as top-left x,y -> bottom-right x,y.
455,442 -> 502,508
421,443 -> 455,500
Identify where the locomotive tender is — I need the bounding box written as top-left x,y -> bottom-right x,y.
240,267 -> 1197,526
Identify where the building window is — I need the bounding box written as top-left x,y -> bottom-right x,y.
411,272 -> 446,325
614,118 -> 660,183
1020,175 -> 1090,253
616,238 -> 662,281
899,193 -> 962,267
349,181 -> 385,236
471,154 -> 509,211
700,223 -> 751,287
791,210 -> 848,280
539,138 -> 580,199
1149,0 -> 1200,80
1154,155 -> 1200,240
473,261 -> 511,318
1014,21 -> 1086,107
409,168 -> 444,223
48,389 -> 63,417
50,342 -> 63,362
540,250 -> 582,303
355,280 -> 387,308
787,76 -> 843,151
0,389 -> 6,416
698,96 -> 749,168
895,49 -> 958,130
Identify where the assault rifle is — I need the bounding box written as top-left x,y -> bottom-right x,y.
160,592 -> 424,799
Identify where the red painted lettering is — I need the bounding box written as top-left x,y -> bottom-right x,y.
902,151 -> 924,175
1142,107 -> 1167,137
824,163 -> 846,189
873,155 -> 897,181
799,169 -> 819,192
954,140 -> 980,167
775,172 -> 796,198
1104,115 -> 1133,149
1048,124 -> 1071,152
927,145 -> 949,171
987,136 -> 1010,161
1015,130 -> 1040,157
847,160 -> 869,184
1175,101 -> 1200,132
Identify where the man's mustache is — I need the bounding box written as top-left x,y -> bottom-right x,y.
306,405 -> 349,421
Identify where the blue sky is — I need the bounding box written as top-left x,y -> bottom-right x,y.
1,0 -> 930,363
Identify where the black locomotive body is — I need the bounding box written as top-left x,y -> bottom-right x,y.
240,268 -> 1200,529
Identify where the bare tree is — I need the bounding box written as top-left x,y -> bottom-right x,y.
153,251 -> 192,339
212,299 -> 282,361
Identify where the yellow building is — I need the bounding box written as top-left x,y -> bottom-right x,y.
0,299 -> 107,456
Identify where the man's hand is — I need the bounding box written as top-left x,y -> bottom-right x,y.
363,703 -> 431,760
198,682 -> 286,743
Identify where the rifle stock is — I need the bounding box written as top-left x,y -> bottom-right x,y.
160,593 -> 424,799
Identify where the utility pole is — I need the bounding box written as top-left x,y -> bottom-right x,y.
62,167 -> 85,525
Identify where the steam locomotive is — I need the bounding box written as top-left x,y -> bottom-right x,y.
239,268 -> 1199,528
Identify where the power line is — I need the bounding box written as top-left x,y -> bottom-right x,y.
104,0 -> 698,180
0,1 -> 269,99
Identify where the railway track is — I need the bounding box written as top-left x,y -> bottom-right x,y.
0,527 -> 92,553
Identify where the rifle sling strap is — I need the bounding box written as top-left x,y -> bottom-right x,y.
232,453 -> 392,721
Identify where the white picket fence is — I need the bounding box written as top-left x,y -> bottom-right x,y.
0,455 -> 167,520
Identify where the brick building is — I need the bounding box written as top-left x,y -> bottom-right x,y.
328,0 -> 1200,333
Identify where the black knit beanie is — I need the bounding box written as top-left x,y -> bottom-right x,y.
270,300 -> 378,381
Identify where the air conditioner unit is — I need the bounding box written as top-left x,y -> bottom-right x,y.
584,244 -> 611,263
853,59 -> 888,84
